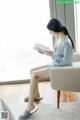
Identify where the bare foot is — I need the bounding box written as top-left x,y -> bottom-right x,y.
34,95 -> 40,98
34,93 -> 40,98
27,104 -> 35,112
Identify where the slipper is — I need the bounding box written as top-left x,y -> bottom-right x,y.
24,96 -> 43,102
19,106 -> 38,120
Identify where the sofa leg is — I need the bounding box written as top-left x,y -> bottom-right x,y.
57,90 -> 60,109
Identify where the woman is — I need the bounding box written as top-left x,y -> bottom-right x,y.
19,18 -> 74,119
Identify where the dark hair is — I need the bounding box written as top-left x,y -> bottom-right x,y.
62,26 -> 74,49
47,18 -> 74,49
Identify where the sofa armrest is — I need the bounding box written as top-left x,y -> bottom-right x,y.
73,53 -> 80,62
50,66 -> 80,92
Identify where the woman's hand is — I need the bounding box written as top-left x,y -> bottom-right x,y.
38,50 -> 53,56
38,50 -> 45,54
44,50 -> 52,54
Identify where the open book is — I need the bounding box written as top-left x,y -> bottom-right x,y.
33,43 -> 50,54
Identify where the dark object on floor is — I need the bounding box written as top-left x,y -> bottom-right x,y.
24,96 -> 43,102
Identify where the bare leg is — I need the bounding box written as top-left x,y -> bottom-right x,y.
19,66 -> 49,119
30,65 -> 48,74
30,65 -> 48,98
34,77 -> 40,98
27,74 -> 39,111
27,66 -> 49,111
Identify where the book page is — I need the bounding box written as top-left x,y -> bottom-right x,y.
33,43 -> 50,53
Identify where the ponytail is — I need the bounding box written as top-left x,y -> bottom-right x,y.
62,26 -> 74,49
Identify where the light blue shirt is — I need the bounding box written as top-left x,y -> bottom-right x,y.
49,35 -> 73,67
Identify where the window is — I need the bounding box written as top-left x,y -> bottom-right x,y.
0,0 -> 52,82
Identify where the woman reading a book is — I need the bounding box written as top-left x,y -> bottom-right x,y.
19,18 -> 74,119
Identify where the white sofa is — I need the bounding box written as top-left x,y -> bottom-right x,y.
50,53 -> 80,109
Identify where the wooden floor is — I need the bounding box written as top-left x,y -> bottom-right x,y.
0,81 -> 80,107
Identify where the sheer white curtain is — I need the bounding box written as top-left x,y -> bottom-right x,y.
0,0 -> 52,81
76,4 -> 80,52
74,2 -> 80,52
